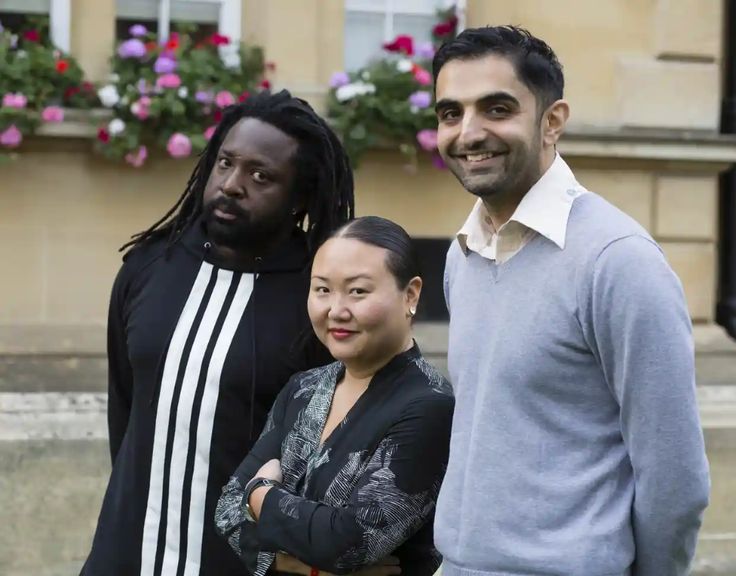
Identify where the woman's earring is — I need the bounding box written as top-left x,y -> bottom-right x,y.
408,307 -> 416,318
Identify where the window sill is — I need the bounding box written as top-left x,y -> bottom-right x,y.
27,110 -> 736,167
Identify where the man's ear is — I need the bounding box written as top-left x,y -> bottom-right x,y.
542,99 -> 570,147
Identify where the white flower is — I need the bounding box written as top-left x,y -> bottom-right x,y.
177,86 -> 189,98
361,70 -> 371,81
108,118 -> 126,136
410,105 -> 419,114
16,49 -> 27,59
120,96 -> 129,106
109,73 -> 120,83
222,52 -> 240,69
335,81 -> 376,103
220,45 -> 240,69
98,84 -> 120,108
130,102 -> 141,115
396,59 -> 413,73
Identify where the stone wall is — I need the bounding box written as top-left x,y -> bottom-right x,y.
0,0 -> 732,338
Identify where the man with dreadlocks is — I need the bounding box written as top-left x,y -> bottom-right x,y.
81,90 -> 354,576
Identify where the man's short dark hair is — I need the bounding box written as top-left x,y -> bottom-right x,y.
432,25 -> 564,112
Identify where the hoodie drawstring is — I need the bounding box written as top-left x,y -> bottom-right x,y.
249,256 -> 262,440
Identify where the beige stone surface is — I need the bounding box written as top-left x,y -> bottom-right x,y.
466,0 -> 658,128
71,0 -> 116,82
617,58 -> 720,130
571,168 -> 654,230
661,242 -> 716,321
0,226 -> 46,323
353,151 -> 474,238
45,229 -> 121,324
655,174 -> 718,240
654,0 -> 722,60
242,0 -> 343,111
0,149 -> 191,325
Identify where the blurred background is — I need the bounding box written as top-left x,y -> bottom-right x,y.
0,0 -> 735,574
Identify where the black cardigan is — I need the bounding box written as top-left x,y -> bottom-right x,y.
216,345 -> 454,576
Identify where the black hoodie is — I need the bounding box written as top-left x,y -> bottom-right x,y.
81,219 -> 331,576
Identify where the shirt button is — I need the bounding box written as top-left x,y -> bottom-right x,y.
566,188 -> 578,197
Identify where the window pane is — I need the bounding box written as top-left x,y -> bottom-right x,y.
344,10 -> 385,71
345,0 -> 387,12
392,13 -> 435,44
392,0 -> 439,15
116,0 -> 158,20
171,0 -> 219,23
1,0 -> 50,13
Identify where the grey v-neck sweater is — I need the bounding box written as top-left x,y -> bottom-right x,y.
435,192 -> 709,576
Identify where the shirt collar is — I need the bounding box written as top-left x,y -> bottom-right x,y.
456,153 -> 583,254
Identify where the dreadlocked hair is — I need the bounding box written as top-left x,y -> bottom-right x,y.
120,89 -> 355,257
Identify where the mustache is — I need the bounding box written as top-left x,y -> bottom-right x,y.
204,197 -> 248,219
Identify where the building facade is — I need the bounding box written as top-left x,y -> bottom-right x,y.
0,0 -> 733,349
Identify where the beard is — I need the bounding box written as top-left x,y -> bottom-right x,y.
450,138 -> 543,201
202,197 -> 292,250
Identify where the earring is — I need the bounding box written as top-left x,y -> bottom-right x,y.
408,307 -> 416,317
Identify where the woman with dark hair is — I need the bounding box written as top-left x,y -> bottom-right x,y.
215,216 -> 454,576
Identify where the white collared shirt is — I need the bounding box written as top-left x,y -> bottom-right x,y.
456,154 -> 587,263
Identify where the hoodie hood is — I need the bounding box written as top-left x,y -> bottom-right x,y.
180,216 -> 311,274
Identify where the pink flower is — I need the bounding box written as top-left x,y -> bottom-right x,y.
413,68 -> 432,86
156,73 -> 182,89
416,129 -> 438,151
215,90 -> 235,108
131,96 -> 151,120
204,125 -> 217,141
166,132 -> 192,158
2,93 -> 27,109
125,145 -> 148,168
41,106 -> 64,123
0,125 -> 23,148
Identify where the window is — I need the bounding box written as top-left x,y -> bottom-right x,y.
344,0 -> 453,71
115,0 -> 241,44
0,0 -> 71,51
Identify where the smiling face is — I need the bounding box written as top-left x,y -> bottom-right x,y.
202,117 -> 299,250
308,237 -> 421,376
435,53 -> 546,202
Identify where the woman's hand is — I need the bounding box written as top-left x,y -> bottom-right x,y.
255,458 -> 283,483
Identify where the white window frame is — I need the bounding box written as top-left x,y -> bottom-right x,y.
345,0 -> 442,45
50,0 -> 71,52
0,0 -> 71,52
155,0 -> 241,45
344,0 -> 460,70
115,0 -> 241,43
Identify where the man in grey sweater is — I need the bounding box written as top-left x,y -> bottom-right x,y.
432,26 -> 710,576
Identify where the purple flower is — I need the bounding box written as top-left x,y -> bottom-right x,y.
329,71 -> 350,88
117,38 -> 147,59
431,152 -> 447,169
416,41 -> 435,60
154,55 -> 177,74
129,24 -> 147,37
195,90 -> 213,104
408,90 -> 432,109
0,20 -> 4,34
137,78 -> 150,95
